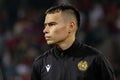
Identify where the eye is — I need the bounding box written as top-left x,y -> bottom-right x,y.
44,22 -> 57,27
44,24 -> 47,27
48,22 -> 57,27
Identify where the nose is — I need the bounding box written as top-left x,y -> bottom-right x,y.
43,26 -> 49,33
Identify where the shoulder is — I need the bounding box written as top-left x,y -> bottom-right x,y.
80,43 -> 103,56
81,44 -> 110,64
80,44 -> 111,65
34,47 -> 55,63
31,48 -> 54,71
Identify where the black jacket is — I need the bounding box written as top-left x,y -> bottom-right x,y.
31,40 -> 116,80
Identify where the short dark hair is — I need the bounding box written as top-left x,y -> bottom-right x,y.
45,4 -> 80,27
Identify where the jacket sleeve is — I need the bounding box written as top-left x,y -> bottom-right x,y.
31,60 -> 41,80
95,54 -> 116,80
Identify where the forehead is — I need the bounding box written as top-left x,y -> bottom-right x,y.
45,12 -> 63,22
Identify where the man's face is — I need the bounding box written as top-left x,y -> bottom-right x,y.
43,12 -> 70,45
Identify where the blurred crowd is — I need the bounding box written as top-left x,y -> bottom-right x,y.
0,0 -> 120,80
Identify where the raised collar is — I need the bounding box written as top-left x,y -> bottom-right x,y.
54,39 -> 81,57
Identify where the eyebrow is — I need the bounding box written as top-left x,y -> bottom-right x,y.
44,22 -> 57,26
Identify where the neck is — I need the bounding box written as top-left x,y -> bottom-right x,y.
56,36 -> 75,50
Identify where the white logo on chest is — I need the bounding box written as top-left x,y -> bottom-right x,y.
45,64 -> 51,72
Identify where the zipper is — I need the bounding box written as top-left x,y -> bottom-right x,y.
60,52 -> 72,80
61,52 -> 68,80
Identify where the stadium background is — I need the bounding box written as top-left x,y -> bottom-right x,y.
0,0 -> 120,80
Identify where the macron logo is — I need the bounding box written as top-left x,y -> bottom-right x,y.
45,64 -> 51,72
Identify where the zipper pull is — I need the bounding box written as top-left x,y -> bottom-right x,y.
61,52 -> 64,57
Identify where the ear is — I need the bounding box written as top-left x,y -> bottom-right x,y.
69,22 -> 75,32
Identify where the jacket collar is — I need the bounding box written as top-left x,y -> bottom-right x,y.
54,39 -> 82,58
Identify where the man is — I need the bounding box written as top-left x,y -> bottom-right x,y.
31,4 -> 116,80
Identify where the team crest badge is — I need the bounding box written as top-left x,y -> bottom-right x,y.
77,61 -> 88,71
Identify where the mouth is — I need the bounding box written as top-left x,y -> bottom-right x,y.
45,36 -> 51,40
